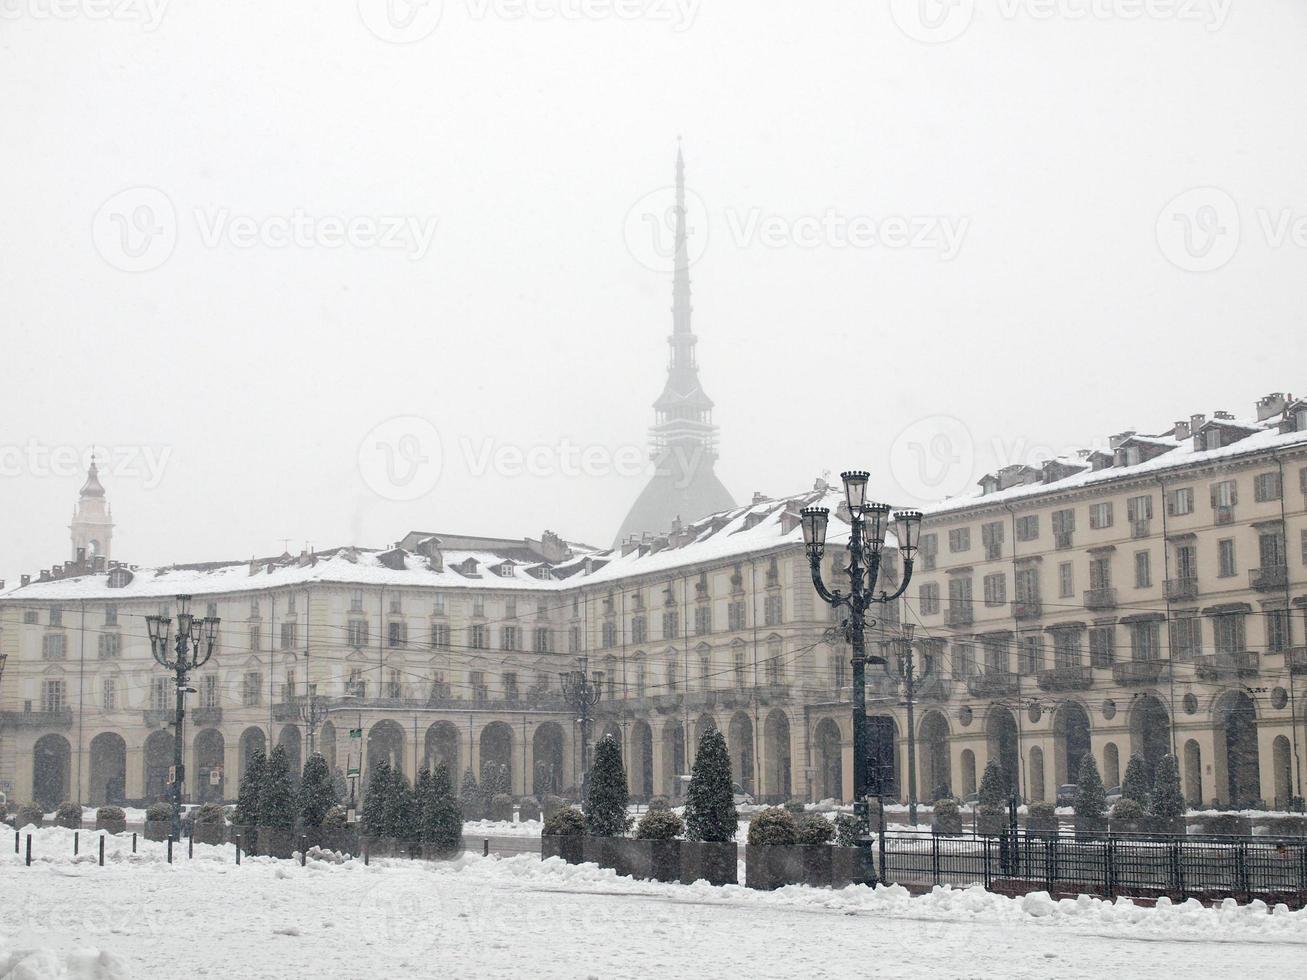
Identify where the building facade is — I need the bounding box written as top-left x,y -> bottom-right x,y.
1,393 -> 1304,812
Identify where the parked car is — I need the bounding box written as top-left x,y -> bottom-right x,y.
1055,784 -> 1077,807
732,783 -> 754,807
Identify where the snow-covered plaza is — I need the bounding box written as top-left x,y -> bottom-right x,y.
1,828 -> 1304,979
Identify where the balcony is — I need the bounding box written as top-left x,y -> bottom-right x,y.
0,707 -> 74,730
142,709 -> 173,728
967,671 -> 1018,699
1013,598 -> 1042,621
1164,577 -> 1199,602
1289,648 -> 1307,676
192,706 -> 223,725
1249,566 -> 1289,592
1054,532 -> 1073,550
1112,660 -> 1168,687
1195,651 -> 1260,681
914,677 -> 952,703
1036,666 -> 1094,692
1083,587 -> 1118,610
947,605 -> 974,627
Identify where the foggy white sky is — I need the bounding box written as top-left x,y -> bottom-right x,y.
2,0 -> 1305,582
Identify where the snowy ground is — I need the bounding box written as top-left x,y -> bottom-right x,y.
1,828 -> 1305,979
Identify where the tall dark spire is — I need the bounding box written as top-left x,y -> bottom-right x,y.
614,144 -> 734,546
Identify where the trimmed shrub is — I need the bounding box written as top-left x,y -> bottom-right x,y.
362,760 -> 392,836
685,728 -> 736,843
193,802 -> 225,826
459,768 -> 484,822
383,771 -> 418,841
542,806 -> 586,837
1150,754 -> 1185,821
297,753 -> 338,831
96,805 -> 126,824
518,798 -> 541,823
1074,754 -> 1107,824
17,804 -> 44,829
747,806 -> 798,846
1026,802 -> 1058,832
978,760 -> 1007,809
323,805 -> 348,831
783,800 -> 807,816
932,798 -> 963,835
541,794 -> 568,820
1121,754 -> 1150,809
647,796 -> 672,813
635,809 -> 684,841
585,735 -> 630,837
423,764 -> 463,855
1111,798 -> 1146,822
1202,813 -> 1250,837
146,802 -> 174,823
55,802 -> 82,829
232,748 -> 266,828
795,814 -> 834,846
259,745 -> 296,831
834,813 -> 863,847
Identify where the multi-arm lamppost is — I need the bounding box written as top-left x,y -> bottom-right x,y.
146,595 -> 219,841
887,623 -> 933,826
561,655 -> 602,798
801,472 -> 922,825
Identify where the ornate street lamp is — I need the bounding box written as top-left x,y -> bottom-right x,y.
886,623 -> 934,826
802,472 -> 922,826
146,595 -> 219,841
561,656 -> 602,798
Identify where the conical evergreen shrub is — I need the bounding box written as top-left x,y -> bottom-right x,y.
1150,754 -> 1186,821
426,764 -> 463,855
233,748 -> 266,827
459,768 -> 484,821
978,760 -> 1007,810
260,745 -> 296,830
584,735 -> 630,837
684,728 -> 736,843
298,753 -> 338,830
362,760 -> 392,836
414,768 -> 436,842
1121,753 -> 1151,808
1074,753 -> 1107,824
384,769 -> 418,841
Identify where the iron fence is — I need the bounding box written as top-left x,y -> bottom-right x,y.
878,829 -> 1307,907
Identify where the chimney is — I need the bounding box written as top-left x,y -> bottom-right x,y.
751,491 -> 767,505
1256,393 -> 1290,421
1109,430 -> 1136,450
1173,420 -> 1190,441
21,574 -> 30,587
1189,413 -> 1206,433
1214,410 -> 1235,421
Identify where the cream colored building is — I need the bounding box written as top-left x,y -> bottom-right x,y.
1,392 -> 1304,812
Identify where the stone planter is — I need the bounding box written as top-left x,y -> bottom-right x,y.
629,838 -> 682,882
420,839 -> 464,861
144,820 -> 172,842
582,836 -> 641,878
976,811 -> 1008,837
679,840 -> 737,886
1190,814 -> 1253,838
230,825 -> 257,853
1024,815 -> 1059,837
799,844 -> 834,887
746,845 -> 804,890
1110,819 -> 1146,836
1263,816 -> 1307,838
931,814 -> 963,837
95,817 -> 127,836
831,845 -> 876,888
541,834 -> 585,865
191,823 -> 226,846
257,826 -> 295,859
55,812 -> 83,830
1073,817 -> 1107,840
542,798 -> 569,821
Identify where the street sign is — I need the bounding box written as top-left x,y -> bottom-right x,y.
209,768 -> 222,786
349,728 -> 362,739
168,766 -> 177,785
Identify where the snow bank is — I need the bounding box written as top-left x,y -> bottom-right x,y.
0,948 -> 131,980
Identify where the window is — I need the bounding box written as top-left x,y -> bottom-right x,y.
1051,509 -> 1075,548
1130,621 -> 1159,661
662,608 -> 679,639
1175,543 -> 1198,581
472,597 -> 485,618
469,624 -> 488,650
568,626 -> 580,653
388,595 -> 401,615
503,672 -> 519,701
350,590 -> 364,613
499,625 -> 518,651
947,577 -> 973,621
43,679 -> 66,712
1259,529 -> 1287,569
1127,495 -> 1153,536
1089,627 -> 1114,667
1089,556 -> 1111,590
249,628 -> 261,652
1054,630 -> 1083,669
951,641 -> 975,679
694,605 -> 712,635
982,573 -> 1006,607
242,672 -> 262,706
699,652 -> 712,688
104,605 -> 118,626
758,593 -> 779,627
981,521 -> 1004,560
831,652 -> 848,689
1211,480 -> 1237,523
635,661 -> 647,697
533,627 -> 552,654
766,642 -> 783,685
49,607 -> 63,627
1254,471 -> 1282,502
1167,487 -> 1194,516
151,676 -> 171,711
201,674 -> 219,708
345,669 -> 365,699
1089,502 -> 1113,530
385,670 -> 402,699
42,634 -> 65,660
1213,611 -> 1246,654
1015,567 -> 1039,606
432,594 -> 445,616
1019,634 -> 1044,673
1267,609 -> 1291,653
97,632 -> 120,659
1015,515 -> 1039,542
1170,616 -> 1201,660
102,675 -> 117,710
1217,539 -> 1236,578
431,623 -> 450,649
1134,551 -> 1152,588
470,671 -> 487,701
982,635 -> 1009,673
348,618 -> 369,648
385,620 -> 407,648
22,610 -> 37,625
1058,562 -> 1073,598
283,669 -> 296,702
631,615 -> 647,644
728,600 -> 746,631
920,533 -> 938,571
280,621 -> 297,650
948,527 -> 970,553
601,621 -> 617,649
249,600 -> 260,619
919,583 -> 940,616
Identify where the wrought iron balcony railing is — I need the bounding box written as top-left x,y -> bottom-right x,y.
0,707 -> 74,729
1249,566 -> 1289,592
1112,660 -> 1168,687
1083,587 -> 1117,610
1164,577 -> 1199,601
1195,651 -> 1260,681
967,670 -> 1018,698
1036,666 -> 1094,692
947,605 -> 974,627
1013,598 -> 1042,621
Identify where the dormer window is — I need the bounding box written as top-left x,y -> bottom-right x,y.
497,563 -> 515,578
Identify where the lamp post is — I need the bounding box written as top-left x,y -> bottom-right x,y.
887,623 -> 933,826
146,595 -> 219,841
801,472 -> 922,826
561,655 -> 601,798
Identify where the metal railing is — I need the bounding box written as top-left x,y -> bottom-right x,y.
1250,566 -> 1289,592
1112,660 -> 1168,686
967,671 -> 1018,698
1036,666 -> 1093,692
1164,577 -> 1199,601
1083,587 -> 1117,610
1195,651 -> 1260,681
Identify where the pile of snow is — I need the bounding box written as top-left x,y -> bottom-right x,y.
461,818 -> 543,837
0,947 -> 131,980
